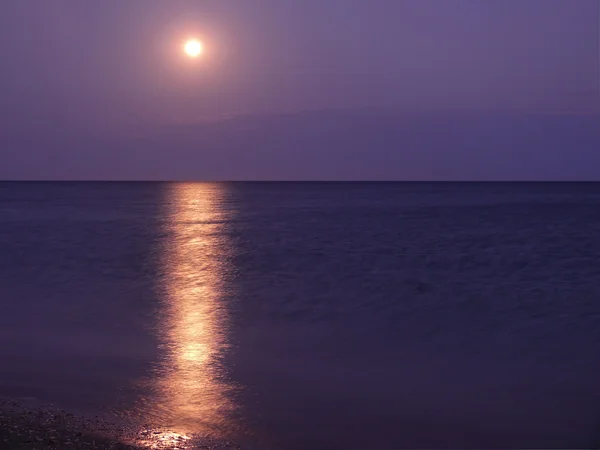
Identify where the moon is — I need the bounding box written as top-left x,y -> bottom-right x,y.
184,39 -> 203,58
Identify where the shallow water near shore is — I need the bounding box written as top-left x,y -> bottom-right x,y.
1,182 -> 599,449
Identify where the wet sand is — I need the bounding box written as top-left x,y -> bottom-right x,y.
0,399 -> 243,450
0,398 -> 140,449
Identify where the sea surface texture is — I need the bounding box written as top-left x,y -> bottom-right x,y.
0,182 -> 599,449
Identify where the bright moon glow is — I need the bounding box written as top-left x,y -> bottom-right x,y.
184,39 -> 203,58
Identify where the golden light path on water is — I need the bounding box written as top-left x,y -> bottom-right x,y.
138,183 -> 237,449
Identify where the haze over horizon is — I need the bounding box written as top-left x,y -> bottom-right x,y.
1,0 -> 599,180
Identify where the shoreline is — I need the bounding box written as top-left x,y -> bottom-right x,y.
0,397 -> 246,450
0,398 -> 140,449
0,398 -> 247,450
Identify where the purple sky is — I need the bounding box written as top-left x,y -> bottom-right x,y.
1,0 -> 599,180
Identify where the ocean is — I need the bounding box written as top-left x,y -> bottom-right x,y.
0,182 -> 599,449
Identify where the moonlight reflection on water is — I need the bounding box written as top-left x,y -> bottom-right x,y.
136,183 -> 239,448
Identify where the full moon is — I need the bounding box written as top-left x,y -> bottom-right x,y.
184,39 -> 203,58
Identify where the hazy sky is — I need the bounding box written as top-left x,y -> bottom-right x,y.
0,0 -> 598,180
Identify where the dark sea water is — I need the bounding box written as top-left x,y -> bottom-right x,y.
0,182 -> 599,449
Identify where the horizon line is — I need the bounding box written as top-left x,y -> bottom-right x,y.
2,179 -> 600,183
